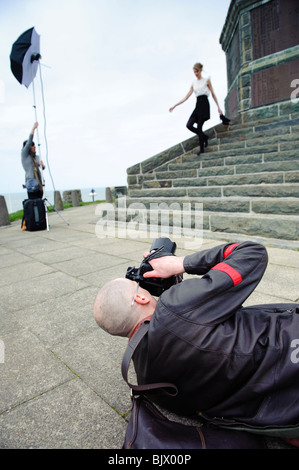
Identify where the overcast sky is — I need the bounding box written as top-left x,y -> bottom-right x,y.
0,0 -> 231,194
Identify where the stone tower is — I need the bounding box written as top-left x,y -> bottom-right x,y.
220,0 -> 299,118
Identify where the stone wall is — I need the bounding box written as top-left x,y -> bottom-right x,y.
62,190 -> 82,205
220,0 -> 299,116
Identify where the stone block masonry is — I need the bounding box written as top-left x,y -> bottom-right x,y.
123,101 -> 299,243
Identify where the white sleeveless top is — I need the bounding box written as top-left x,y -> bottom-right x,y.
192,77 -> 210,97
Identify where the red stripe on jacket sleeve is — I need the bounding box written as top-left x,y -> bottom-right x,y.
211,262 -> 242,286
223,243 -> 241,259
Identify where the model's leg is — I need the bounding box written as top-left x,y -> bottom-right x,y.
186,115 -> 198,135
197,118 -> 205,154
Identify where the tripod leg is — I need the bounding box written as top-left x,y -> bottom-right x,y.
43,198 -> 69,227
44,199 -> 49,231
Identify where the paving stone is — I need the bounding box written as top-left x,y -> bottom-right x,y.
0,204 -> 298,449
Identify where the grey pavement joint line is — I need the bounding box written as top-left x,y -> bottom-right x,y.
0,376 -> 79,416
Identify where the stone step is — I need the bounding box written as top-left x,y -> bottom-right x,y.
119,199 -> 299,213
203,134 -> 299,158
174,171 -> 297,188
210,117 -> 299,143
145,150 -> 299,182
129,183 -> 299,198
178,143 -> 299,165
126,103 -> 299,243
146,161 -> 299,183
142,172 -> 294,189
199,133 -> 299,157
219,106 -> 299,130
166,157 -> 299,175
127,113 -> 299,176
126,104 -> 299,243
221,183 -> 299,198
119,196 -> 299,216
206,212 -> 299,241
114,203 -> 299,241
205,115 -> 299,140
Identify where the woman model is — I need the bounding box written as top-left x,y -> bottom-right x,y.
169,63 -> 223,155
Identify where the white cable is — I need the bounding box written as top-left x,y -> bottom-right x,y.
38,62 -> 56,193
31,65 -> 45,187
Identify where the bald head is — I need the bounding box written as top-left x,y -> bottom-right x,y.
94,278 -> 157,338
93,278 -> 139,337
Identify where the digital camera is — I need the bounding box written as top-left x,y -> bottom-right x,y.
125,237 -> 183,297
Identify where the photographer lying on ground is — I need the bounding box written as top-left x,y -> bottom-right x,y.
93,240 -> 299,440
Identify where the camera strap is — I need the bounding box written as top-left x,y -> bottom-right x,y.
121,321 -> 178,397
144,246 -> 175,262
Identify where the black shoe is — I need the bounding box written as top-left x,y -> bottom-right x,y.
204,135 -> 209,148
197,146 -> 205,156
220,114 -> 230,125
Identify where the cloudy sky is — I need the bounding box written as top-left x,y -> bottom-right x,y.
0,0 -> 231,194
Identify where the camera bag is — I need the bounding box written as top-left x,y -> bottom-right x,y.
21,198 -> 47,231
26,178 -> 40,193
121,321 -> 264,449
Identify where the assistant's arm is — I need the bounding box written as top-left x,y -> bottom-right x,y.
31,121 -> 38,135
22,122 -> 38,154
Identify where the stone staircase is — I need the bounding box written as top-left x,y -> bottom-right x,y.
119,101 -> 299,246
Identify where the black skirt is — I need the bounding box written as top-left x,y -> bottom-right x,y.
189,95 -> 210,122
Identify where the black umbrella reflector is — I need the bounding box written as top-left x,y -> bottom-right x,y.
10,27 -> 41,88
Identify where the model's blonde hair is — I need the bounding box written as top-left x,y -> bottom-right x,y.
193,62 -> 203,72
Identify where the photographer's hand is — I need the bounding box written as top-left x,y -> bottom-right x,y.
142,252 -> 185,279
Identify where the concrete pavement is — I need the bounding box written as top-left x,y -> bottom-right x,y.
0,203 -> 298,449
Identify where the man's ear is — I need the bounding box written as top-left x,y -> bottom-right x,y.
134,293 -> 151,305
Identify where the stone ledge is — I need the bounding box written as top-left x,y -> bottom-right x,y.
210,213 -> 299,241
223,184 -> 299,198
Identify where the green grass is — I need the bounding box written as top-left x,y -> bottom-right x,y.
9,210 -> 24,222
9,199 -> 105,222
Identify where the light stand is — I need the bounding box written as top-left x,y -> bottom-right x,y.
30,55 -> 69,229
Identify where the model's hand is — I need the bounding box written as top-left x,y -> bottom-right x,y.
142,252 -> 185,279
169,106 -> 175,112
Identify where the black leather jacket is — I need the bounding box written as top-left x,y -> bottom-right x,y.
133,241 -> 299,428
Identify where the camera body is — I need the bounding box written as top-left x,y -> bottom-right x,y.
126,237 -> 183,297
